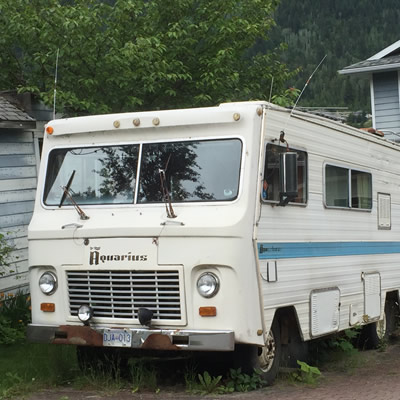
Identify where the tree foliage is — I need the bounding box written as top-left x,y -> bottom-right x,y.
0,0 -> 296,115
261,0 -> 400,111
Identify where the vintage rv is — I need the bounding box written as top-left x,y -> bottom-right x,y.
27,102 -> 400,383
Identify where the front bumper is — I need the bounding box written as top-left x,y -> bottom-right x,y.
27,324 -> 235,351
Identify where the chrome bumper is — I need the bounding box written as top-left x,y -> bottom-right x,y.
27,324 -> 235,351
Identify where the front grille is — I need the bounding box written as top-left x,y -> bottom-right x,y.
67,270 -> 182,320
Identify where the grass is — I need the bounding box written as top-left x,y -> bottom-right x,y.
0,343 -> 190,398
0,343 -> 78,398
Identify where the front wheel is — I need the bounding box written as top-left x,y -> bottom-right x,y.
233,319 -> 281,385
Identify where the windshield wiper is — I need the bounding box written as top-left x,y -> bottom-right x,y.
59,170 -> 90,220
159,155 -> 177,219
59,170 -> 76,208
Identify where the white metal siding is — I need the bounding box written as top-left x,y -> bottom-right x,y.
0,131 -> 37,293
258,108 -> 400,339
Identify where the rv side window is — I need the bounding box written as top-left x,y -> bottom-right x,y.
325,165 -> 372,210
263,144 -> 307,204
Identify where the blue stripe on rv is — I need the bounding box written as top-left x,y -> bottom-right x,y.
257,242 -> 400,259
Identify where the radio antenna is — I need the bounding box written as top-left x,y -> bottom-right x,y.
268,76 -> 274,107
53,48 -> 60,120
279,54 -> 327,146
289,54 -> 327,119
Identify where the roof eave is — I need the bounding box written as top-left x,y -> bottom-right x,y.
338,63 -> 400,75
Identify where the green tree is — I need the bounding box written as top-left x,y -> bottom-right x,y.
262,0 -> 400,111
0,0 -> 296,115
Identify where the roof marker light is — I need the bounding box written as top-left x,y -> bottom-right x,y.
113,120 -> 120,128
133,118 -> 140,127
46,126 -> 54,134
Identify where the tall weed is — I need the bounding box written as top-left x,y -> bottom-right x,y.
0,291 -> 30,344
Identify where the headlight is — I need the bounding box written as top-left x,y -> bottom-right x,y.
39,272 -> 57,295
197,272 -> 220,298
78,305 -> 93,323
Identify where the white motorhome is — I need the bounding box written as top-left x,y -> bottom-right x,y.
28,102 -> 400,382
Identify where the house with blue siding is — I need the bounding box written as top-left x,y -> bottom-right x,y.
0,95 -> 43,294
339,40 -> 400,141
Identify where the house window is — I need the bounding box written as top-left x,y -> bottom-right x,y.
325,164 -> 372,210
263,143 -> 307,204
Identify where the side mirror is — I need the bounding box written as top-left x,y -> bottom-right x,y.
279,152 -> 298,206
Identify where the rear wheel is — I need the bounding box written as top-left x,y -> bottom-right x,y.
360,300 -> 396,349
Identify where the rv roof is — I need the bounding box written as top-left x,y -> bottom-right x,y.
45,102 -> 267,136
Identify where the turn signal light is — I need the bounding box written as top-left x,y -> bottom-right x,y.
199,306 -> 217,317
40,303 -> 55,312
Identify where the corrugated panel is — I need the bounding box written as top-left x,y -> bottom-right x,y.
0,201 -> 34,217
0,143 -> 34,155
0,212 -> 32,228
373,72 -> 400,133
0,155 -> 36,168
0,131 -> 34,143
0,189 -> 36,204
0,225 -> 28,239
0,271 -> 29,293
0,166 -> 37,180
0,178 -> 37,191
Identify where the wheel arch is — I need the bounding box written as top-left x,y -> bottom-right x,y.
272,306 -> 309,367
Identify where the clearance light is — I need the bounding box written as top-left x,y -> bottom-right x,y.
199,306 -> 217,317
41,303 -> 55,312
46,126 -> 54,134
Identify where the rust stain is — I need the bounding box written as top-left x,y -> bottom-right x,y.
141,333 -> 180,350
53,325 -> 103,346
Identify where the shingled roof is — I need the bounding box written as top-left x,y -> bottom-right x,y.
339,39 -> 400,76
0,95 -> 36,129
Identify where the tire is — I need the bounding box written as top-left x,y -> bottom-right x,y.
233,319 -> 281,385
360,300 -> 396,349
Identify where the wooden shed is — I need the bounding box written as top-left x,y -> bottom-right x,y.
0,95 -> 43,294
339,40 -> 400,141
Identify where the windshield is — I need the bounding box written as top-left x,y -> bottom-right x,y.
43,138 -> 242,206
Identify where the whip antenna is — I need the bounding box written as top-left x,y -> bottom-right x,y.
53,48 -> 60,120
268,76 -> 274,107
289,54 -> 327,119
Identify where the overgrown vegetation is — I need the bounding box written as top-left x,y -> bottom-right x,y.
308,328 -> 364,373
0,232 -> 14,277
0,291 -> 31,345
186,368 -> 265,395
0,0 -> 297,116
291,360 -> 321,385
0,232 -> 29,346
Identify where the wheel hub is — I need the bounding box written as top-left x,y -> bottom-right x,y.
258,329 -> 276,372
376,311 -> 387,340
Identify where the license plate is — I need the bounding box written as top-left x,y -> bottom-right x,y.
103,329 -> 132,347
